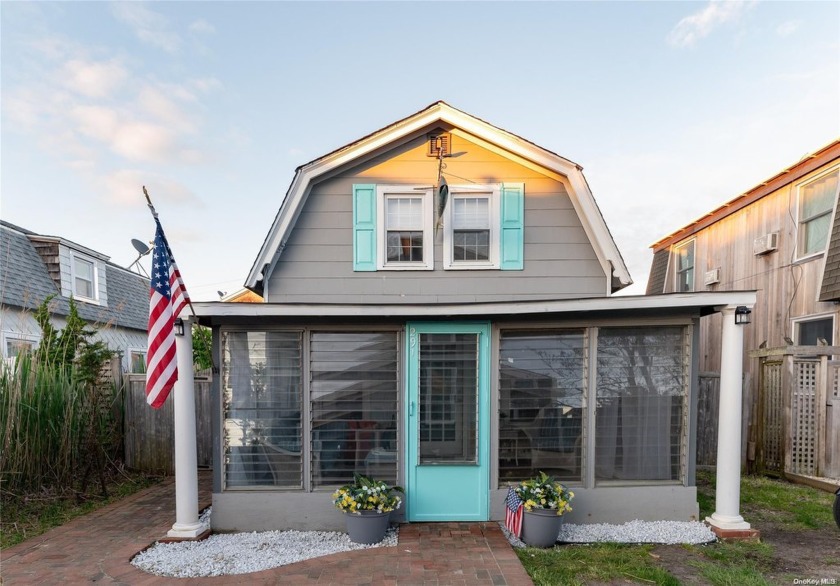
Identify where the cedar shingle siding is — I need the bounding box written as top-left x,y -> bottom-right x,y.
819,205 -> 840,301
646,249 -> 669,295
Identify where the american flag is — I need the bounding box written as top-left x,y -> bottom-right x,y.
145,218 -> 190,409
504,486 -> 523,538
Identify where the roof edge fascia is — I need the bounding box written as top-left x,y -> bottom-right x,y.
194,290 -> 757,319
650,139 -> 840,252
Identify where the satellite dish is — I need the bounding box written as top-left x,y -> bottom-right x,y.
131,238 -> 151,255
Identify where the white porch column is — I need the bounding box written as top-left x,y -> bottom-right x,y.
168,316 -> 205,539
707,305 -> 752,531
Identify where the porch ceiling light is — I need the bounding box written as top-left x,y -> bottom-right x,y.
734,306 -> 751,325
173,317 -> 185,336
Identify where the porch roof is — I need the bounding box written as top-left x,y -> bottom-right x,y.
191,291 -> 757,326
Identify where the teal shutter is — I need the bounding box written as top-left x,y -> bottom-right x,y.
500,183 -> 524,270
353,184 -> 377,271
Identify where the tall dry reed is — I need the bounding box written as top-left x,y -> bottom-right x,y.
0,353 -> 121,495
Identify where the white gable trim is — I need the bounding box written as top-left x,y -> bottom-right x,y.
246,102 -> 632,290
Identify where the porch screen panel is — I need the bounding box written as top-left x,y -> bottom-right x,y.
419,333 -> 478,464
222,331 -> 303,488
498,330 -> 585,483
595,326 -> 688,482
310,332 -> 399,487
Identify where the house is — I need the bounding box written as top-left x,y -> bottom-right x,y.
0,220 -> 149,372
646,139 -> 840,478
190,102 -> 756,534
647,139 -> 840,359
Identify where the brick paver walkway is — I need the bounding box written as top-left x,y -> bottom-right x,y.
1,472 -> 532,585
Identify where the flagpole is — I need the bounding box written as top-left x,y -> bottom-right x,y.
142,186 -> 197,319
142,186 -> 206,540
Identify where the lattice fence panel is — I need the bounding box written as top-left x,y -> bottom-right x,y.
761,361 -> 783,473
790,361 -> 817,475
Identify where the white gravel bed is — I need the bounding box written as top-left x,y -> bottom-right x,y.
501,519 -> 716,547
131,508 -> 397,578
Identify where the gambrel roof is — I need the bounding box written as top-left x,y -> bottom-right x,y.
246,101 -> 632,293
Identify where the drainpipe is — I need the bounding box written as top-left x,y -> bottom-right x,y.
706,304 -> 753,533
167,316 -> 205,538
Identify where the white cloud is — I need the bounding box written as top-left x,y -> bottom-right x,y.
110,3 -> 181,53
667,1 -> 756,48
189,19 -> 216,35
776,20 -> 802,38
61,58 -> 127,98
103,170 -> 200,208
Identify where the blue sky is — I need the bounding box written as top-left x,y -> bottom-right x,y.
2,1 -> 838,300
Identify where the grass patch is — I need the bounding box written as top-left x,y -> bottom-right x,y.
517,543 -> 679,586
1,470 -> 160,549
688,540 -> 774,586
696,469 -> 834,530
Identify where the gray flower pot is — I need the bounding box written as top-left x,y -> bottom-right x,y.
344,511 -> 390,544
521,509 -> 564,548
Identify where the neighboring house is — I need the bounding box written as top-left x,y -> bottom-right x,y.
193,102 -> 755,533
646,140 -> 840,480
220,288 -> 263,303
0,221 -> 149,372
647,139 -> 840,385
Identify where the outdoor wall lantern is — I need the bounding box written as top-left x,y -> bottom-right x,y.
734,306 -> 751,325
173,318 -> 185,336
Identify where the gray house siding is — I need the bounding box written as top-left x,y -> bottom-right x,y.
265,133 -> 607,303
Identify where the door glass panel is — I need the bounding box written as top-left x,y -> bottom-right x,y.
418,333 -> 478,464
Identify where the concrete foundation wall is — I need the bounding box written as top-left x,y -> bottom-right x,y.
211,485 -> 698,532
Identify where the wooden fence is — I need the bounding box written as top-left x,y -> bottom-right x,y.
750,346 -> 840,480
123,374 -> 213,474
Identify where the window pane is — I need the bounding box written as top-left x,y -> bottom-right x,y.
386,197 -> 423,230
802,214 -> 830,255
676,242 -> 694,292
801,172 -> 837,219
797,318 -> 833,346
130,352 -> 146,373
6,339 -> 34,358
74,257 -> 94,298
453,230 -> 490,261
595,327 -> 687,482
311,332 -> 399,487
222,331 -> 302,488
419,333 -> 478,464
453,197 -> 489,230
386,231 -> 424,262
499,331 -> 585,484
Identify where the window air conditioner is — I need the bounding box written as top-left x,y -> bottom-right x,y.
753,232 -> 779,256
704,268 -> 721,286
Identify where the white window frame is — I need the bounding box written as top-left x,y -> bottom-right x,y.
673,240 -> 695,293
443,184 -> 501,270
128,348 -> 147,373
70,251 -> 99,303
792,313 -> 835,345
376,185 -> 434,271
795,166 -> 839,261
2,331 -> 40,363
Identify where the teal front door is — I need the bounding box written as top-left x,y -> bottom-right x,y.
406,322 -> 490,521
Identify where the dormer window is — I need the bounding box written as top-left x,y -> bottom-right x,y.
444,186 -> 500,269
377,186 -> 434,270
352,182 -> 523,272
71,252 -> 98,301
